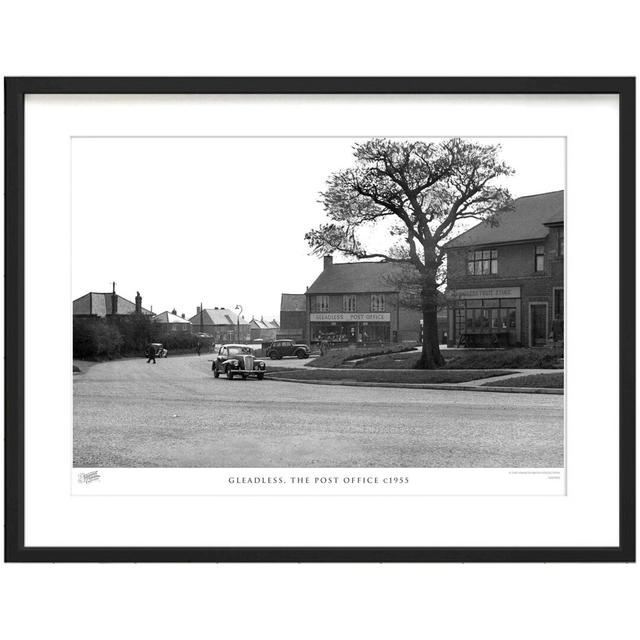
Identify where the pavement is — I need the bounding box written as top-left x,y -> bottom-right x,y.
266,355 -> 563,394
74,354 -> 564,468
459,369 -> 561,387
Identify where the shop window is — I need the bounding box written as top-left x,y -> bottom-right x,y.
343,295 -> 356,312
467,249 -> 498,275
498,308 -> 509,329
371,294 -> 385,312
311,295 -> 329,313
535,245 -> 545,272
465,310 -> 473,329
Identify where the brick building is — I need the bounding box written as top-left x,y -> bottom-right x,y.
279,294 -> 308,342
444,190 -> 564,347
153,310 -> 192,334
304,256 -> 425,345
188,307 -> 250,343
249,317 -> 279,342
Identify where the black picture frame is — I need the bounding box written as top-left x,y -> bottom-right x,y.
4,77 -> 635,563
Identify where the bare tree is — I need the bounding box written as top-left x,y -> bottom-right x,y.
305,138 -> 514,368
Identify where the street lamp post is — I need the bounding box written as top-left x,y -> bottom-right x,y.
235,304 -> 243,343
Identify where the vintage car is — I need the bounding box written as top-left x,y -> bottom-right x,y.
149,343 -> 168,358
212,344 -> 266,380
265,339 -> 310,360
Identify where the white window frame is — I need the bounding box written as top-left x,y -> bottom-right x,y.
343,295 -> 356,312
371,294 -> 385,312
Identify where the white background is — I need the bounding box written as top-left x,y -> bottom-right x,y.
1,2 -> 638,639
71,134 -> 564,320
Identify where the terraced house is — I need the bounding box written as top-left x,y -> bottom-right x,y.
444,190 -> 564,348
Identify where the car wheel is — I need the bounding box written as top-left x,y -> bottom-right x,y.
226,367 -> 234,380
257,373 -> 264,380
213,364 -> 219,378
269,352 -> 278,359
296,350 -> 307,359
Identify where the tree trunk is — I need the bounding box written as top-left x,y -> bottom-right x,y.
417,278 -> 445,369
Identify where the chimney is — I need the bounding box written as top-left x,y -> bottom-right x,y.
111,281 -> 118,315
135,291 -> 142,314
171,308 -> 177,315
197,305 -> 201,314
323,255 -> 333,270
181,313 -> 185,319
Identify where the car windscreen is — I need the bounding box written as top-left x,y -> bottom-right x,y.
227,347 -> 252,355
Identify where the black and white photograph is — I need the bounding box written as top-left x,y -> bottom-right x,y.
6,78 -> 632,564
71,135 -> 565,473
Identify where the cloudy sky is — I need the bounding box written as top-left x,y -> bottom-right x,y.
72,136 -> 565,321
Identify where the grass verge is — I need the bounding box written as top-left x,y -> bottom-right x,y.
482,373 -> 564,388
268,369 -> 516,384
307,344 -> 416,368
354,347 -> 563,370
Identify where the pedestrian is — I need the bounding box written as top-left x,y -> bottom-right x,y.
146,343 -> 156,364
196,341 -> 201,356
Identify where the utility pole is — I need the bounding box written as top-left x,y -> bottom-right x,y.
235,304 -> 243,343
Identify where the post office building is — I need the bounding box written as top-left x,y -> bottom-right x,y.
305,256 -> 425,345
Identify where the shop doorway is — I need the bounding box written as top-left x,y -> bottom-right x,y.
529,303 -> 548,346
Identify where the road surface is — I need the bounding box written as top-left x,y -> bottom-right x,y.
73,355 -> 564,468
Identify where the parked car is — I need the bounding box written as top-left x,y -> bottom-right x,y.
265,339 -> 310,359
212,344 -> 266,380
149,343 -> 168,358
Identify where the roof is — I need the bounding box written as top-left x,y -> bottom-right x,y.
188,308 -> 248,326
73,292 -> 153,316
153,311 -> 191,324
544,206 -> 564,226
445,190 -> 564,249
250,317 -> 279,329
281,294 -> 306,312
307,261 -> 418,295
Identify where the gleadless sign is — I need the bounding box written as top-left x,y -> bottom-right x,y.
451,287 -> 521,300
309,313 -> 391,322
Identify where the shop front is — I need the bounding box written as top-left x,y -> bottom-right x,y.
447,286 -> 522,347
309,312 -> 391,345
